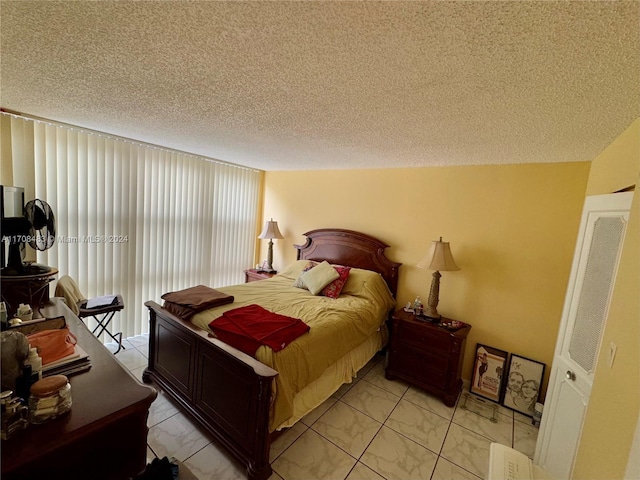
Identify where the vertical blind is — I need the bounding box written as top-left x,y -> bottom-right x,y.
1,112 -> 261,339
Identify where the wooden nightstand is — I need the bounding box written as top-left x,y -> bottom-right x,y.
385,309 -> 471,406
244,268 -> 277,283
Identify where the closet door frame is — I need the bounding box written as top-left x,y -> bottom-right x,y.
534,191 -> 633,478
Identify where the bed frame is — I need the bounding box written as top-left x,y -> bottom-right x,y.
143,228 -> 400,480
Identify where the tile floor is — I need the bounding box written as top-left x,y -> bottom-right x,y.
109,335 -> 539,480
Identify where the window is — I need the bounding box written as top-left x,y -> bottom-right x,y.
1,112 -> 261,338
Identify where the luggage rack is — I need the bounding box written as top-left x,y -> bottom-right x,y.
78,295 -> 125,354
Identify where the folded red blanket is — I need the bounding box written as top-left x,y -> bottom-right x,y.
209,304 -> 310,356
162,285 -> 234,321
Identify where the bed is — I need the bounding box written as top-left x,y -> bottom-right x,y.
143,228 -> 401,480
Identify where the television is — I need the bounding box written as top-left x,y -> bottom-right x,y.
1,185 -> 31,274
2,186 -> 24,218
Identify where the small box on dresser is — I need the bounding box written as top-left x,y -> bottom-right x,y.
385,309 -> 471,407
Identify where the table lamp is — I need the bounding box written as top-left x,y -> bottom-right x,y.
257,218 -> 284,273
417,237 -> 459,319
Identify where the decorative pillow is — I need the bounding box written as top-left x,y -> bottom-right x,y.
292,261 -> 317,288
299,261 -> 340,295
322,265 -> 351,298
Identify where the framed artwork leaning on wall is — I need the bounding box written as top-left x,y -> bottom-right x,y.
470,343 -> 508,403
502,354 -> 545,417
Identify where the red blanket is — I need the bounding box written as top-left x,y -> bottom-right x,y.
209,304 -> 310,356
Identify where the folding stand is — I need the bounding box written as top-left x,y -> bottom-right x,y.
77,294 -> 125,354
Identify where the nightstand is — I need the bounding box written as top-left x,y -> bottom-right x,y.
385,309 -> 471,406
244,268 -> 277,283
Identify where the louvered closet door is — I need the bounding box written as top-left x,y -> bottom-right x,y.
534,192 -> 633,479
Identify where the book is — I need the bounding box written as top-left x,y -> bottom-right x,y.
42,345 -> 91,377
86,295 -> 118,309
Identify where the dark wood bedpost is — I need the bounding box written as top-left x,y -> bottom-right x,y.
142,306 -> 157,385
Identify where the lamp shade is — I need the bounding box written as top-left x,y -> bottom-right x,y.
417,237 -> 459,271
257,219 -> 284,240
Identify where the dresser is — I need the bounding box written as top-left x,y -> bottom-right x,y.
385,309 -> 470,406
1,299 -> 157,480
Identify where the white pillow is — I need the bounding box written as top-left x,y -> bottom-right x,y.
299,261 -> 340,295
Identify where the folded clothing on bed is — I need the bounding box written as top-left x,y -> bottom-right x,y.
209,304 -> 310,356
162,285 -> 234,321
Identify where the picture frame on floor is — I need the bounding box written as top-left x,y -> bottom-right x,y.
470,343 -> 508,403
501,354 -> 545,417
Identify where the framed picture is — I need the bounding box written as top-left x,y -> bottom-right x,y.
470,344 -> 508,403
502,354 -> 546,417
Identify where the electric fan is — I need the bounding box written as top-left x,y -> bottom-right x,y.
1,197 -> 56,275
23,199 -> 56,274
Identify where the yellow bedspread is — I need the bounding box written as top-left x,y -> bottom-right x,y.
190,260 -> 395,430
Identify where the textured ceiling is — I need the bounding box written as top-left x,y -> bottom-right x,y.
1,1 -> 639,171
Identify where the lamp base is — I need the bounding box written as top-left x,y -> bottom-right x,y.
424,309 -> 441,321
265,240 -> 276,273
426,270 -> 442,320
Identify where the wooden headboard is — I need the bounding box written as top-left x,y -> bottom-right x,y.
294,228 -> 401,297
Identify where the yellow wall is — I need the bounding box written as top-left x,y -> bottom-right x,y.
262,162 -> 590,395
573,119 -> 640,479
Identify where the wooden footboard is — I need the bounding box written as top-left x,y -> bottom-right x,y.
142,301 -> 278,480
